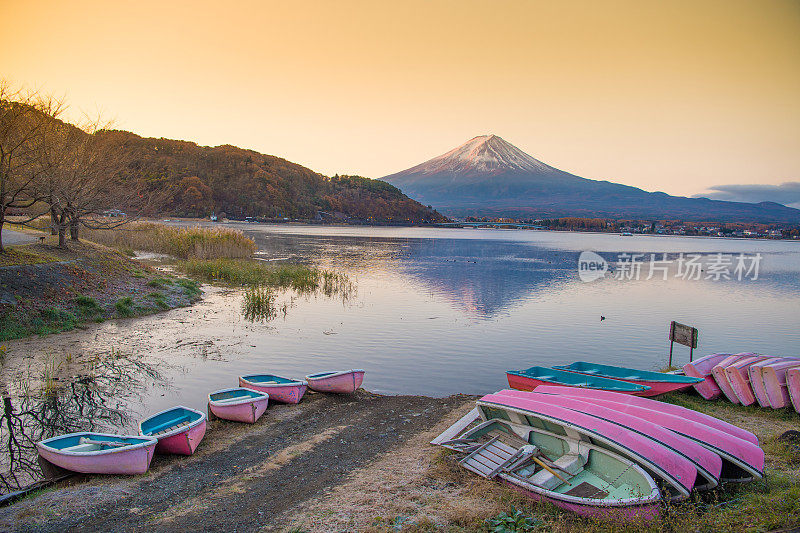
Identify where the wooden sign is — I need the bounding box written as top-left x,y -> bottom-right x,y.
669,321 -> 698,365
670,321 -> 698,348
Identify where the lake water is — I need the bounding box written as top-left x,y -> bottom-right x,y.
3,224 -> 800,489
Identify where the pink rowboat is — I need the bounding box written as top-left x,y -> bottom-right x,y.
710,353 -> 761,404
36,432 -> 158,475
208,388 -> 269,424
524,389 -> 764,482
683,353 -> 733,400
761,359 -> 800,409
787,368 -> 800,414
749,358 -> 786,408
723,355 -> 773,406
479,392 -> 697,499
139,406 -> 207,455
532,385 -> 759,445
239,374 -> 308,404
305,369 -> 365,394
517,391 -> 722,490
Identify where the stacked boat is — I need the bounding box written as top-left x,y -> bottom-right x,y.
432,387 -> 764,521
684,352 -> 800,412
36,369 -> 365,477
507,362 -> 704,397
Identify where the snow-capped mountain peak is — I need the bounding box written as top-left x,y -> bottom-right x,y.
401,134 -> 556,175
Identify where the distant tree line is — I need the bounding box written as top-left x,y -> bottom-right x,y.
0,82 -> 446,252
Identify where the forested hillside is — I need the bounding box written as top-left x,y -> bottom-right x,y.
99,130 -> 445,223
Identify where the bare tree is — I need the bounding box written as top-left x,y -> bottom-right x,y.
39,114 -> 147,247
0,81 -> 64,252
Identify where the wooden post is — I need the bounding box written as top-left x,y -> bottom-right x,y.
668,322 -> 675,367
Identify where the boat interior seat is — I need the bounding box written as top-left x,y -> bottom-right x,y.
62,443 -> 102,452
525,467 -> 561,490
551,453 -> 584,475
212,397 -> 252,404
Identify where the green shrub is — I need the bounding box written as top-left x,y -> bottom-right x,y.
147,277 -> 171,289
74,295 -> 103,318
114,297 -> 135,317
486,506 -> 542,532
147,292 -> 170,310
176,278 -> 202,298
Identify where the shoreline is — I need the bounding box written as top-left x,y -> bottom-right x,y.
1,389 -> 798,532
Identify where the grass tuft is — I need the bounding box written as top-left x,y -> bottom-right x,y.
114,297 -> 135,318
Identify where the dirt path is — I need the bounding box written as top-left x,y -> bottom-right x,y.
1,391 -> 472,533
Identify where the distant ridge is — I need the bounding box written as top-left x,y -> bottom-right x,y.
382,135 -> 800,223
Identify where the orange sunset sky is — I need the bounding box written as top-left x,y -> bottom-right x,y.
2,0 -> 799,198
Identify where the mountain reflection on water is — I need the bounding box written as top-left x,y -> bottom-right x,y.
243,225 -> 800,318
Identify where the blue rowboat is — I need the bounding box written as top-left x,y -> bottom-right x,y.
553,362 -> 703,396
507,366 -> 650,394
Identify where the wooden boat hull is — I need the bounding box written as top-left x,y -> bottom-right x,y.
710,354 -> 762,404
532,385 -> 759,445
749,358 -> 785,407
554,362 -> 703,397
506,367 -> 650,395
239,375 -> 307,404
517,391 -> 722,490
139,406 -> 207,456
36,432 -> 157,475
479,393 -> 696,499
683,353 -> 733,400
305,369 -> 365,394
787,368 -> 800,414
762,360 -> 800,409
523,389 -> 764,482
208,388 -> 270,424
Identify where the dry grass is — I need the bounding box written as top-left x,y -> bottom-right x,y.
80,222 -> 257,259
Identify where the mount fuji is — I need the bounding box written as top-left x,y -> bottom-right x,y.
381,135 -> 800,223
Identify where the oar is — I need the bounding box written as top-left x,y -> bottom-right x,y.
530,456 -> 571,485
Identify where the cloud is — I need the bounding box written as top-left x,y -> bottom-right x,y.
694,182 -> 800,209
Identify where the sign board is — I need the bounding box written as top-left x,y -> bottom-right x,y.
670,321 -> 698,348
668,321 -> 698,365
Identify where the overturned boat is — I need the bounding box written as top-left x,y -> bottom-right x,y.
531,386 -> 764,482
683,353 -> 733,400
499,390 -> 722,490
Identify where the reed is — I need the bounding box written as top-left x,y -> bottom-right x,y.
242,287 -> 277,322
82,222 -> 257,259
179,258 -> 354,297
